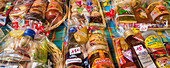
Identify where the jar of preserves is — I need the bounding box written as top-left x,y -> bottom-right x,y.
88,50 -> 115,68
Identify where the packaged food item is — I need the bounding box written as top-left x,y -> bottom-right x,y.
46,0 -> 63,25
65,26 -> 86,68
116,4 -> 137,23
142,31 -> 170,68
88,50 -> 115,68
147,2 -> 170,26
74,26 -> 88,43
86,29 -> 109,54
115,38 -> 137,68
0,29 -> 36,62
9,0 -> 34,23
64,43 -> 85,68
124,29 -> 157,68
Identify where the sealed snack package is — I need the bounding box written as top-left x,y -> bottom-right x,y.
74,26 -> 88,43
9,0 -> 34,23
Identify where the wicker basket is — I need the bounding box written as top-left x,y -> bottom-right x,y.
45,3 -> 69,31
67,0 -> 106,34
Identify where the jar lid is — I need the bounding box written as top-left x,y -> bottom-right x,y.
124,29 -> 135,39
69,27 -> 77,34
22,29 -> 36,39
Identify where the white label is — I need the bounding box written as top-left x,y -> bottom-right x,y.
65,58 -> 82,65
69,47 -> 81,55
133,45 -> 145,54
140,25 -> 148,31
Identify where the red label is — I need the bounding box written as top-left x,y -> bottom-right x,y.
92,58 -> 114,68
69,47 -> 81,55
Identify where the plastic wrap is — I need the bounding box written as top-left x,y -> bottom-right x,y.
46,0 -> 63,26
9,0 -> 34,23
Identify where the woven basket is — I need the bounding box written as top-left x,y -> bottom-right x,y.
45,3 -> 69,31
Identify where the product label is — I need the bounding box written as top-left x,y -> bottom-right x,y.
89,34 -> 107,45
65,58 -> 82,65
145,35 -> 164,48
69,47 -> 81,55
92,58 -> 114,68
150,5 -> 169,20
134,45 -> 156,68
140,24 -> 148,31
156,57 -> 170,68
65,47 -> 84,67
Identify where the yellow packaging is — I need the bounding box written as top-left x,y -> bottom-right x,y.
145,35 -> 164,48
74,26 -> 88,43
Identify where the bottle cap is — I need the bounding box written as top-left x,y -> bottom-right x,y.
68,27 -> 77,34
22,29 -> 36,39
124,29 -> 135,39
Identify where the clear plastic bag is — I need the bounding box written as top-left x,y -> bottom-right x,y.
9,0 -> 34,23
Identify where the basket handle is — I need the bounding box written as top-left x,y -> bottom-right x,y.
147,2 -> 162,9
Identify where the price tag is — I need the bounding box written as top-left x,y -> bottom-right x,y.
140,25 -> 148,31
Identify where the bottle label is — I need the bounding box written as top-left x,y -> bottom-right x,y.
150,5 -> 169,20
65,47 -> 84,67
88,50 -> 114,68
65,58 -> 82,65
92,58 -> 114,68
89,34 -> 107,45
69,47 -> 81,55
136,8 -> 148,19
145,35 -> 164,48
134,44 -> 156,68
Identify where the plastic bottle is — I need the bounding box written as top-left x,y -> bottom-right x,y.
124,29 -> 157,68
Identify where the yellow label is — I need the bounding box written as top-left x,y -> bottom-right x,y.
145,35 -> 164,48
